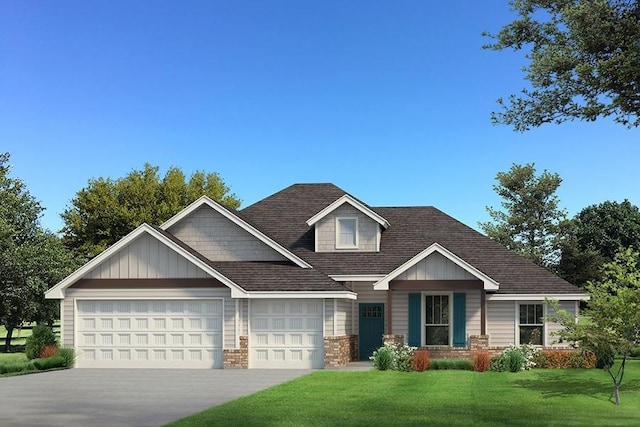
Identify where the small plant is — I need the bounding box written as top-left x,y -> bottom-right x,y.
25,325 -> 58,360
371,346 -> 393,370
58,347 -> 76,368
412,350 -> 430,372
472,351 -> 491,372
490,344 -> 539,372
40,344 -> 59,359
429,359 -> 473,370
370,343 -> 417,371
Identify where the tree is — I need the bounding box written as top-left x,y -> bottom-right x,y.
0,153 -> 78,351
550,247 -> 640,405
479,163 -> 568,268
558,200 -> 640,286
61,163 -> 241,259
484,0 -> 640,130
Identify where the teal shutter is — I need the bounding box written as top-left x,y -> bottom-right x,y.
408,293 -> 421,347
453,293 -> 466,348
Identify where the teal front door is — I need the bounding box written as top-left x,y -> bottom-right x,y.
359,303 -> 385,360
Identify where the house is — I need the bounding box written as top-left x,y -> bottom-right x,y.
45,183 -> 588,369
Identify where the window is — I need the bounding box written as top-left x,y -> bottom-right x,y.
425,295 -> 449,345
336,217 -> 358,249
519,304 -> 543,345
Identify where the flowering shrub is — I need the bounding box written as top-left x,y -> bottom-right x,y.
370,342 -> 417,371
490,344 -> 539,372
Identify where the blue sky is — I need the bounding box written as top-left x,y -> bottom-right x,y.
2,1 -> 638,233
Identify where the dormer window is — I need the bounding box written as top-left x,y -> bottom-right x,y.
336,217 -> 358,249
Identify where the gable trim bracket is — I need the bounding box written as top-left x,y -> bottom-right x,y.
45,224 -> 249,300
372,242 -> 500,291
306,194 -> 390,229
161,196 -> 312,269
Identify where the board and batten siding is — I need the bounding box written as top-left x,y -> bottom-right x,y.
62,287 -> 235,349
391,290 -> 482,344
168,205 -> 287,262
316,205 -> 379,252
350,282 -> 386,335
396,252 -> 477,281
84,233 -> 209,280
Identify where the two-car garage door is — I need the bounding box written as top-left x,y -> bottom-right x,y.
76,299 -> 223,368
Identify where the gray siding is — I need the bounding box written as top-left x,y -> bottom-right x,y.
486,300 -> 515,347
324,299 -> 334,336
316,205 -> 379,252
168,206 -> 287,262
546,301 -> 576,347
397,252 -> 477,281
85,233 -> 209,279
336,299 -> 351,335
62,287 -> 235,349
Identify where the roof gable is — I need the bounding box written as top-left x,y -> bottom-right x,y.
306,194 -> 390,229
161,196 -> 312,268
373,243 -> 500,290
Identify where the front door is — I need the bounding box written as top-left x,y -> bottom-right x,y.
358,303 -> 384,361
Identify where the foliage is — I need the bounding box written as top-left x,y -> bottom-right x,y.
411,349 -> 431,372
371,346 -> 393,370
25,325 -> 57,360
548,247 -> 640,404
0,354 -> 67,376
58,347 -> 75,367
0,153 -> 78,351
491,344 -> 539,372
484,0 -> 640,130
472,351 -> 492,372
559,200 -> 640,287
537,350 -> 596,369
370,343 -> 417,371
479,163 -> 568,268
630,347 -> 640,358
428,358 -> 473,371
61,163 -> 241,259
31,356 -> 65,371
39,343 -> 59,359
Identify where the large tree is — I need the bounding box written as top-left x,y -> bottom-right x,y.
480,163 -> 568,267
484,0 -> 640,130
550,247 -> 640,405
61,163 -> 241,259
0,153 -> 78,351
558,199 -> 640,286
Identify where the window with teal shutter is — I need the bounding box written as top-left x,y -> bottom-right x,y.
408,293 -> 421,347
453,293 -> 466,348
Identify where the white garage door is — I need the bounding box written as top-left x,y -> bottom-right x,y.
249,299 -> 324,369
76,299 -> 223,369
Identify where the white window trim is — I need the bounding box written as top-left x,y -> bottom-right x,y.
335,216 -> 359,249
421,291 -> 453,347
515,301 -> 546,346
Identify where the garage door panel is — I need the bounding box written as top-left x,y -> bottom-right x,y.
76,299 -> 223,369
250,299 -> 324,369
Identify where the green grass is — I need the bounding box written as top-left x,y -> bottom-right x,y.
169,361 -> 640,427
0,353 -> 27,364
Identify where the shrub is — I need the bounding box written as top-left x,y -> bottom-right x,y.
40,344 -> 59,359
25,325 -> 58,360
370,343 -> 417,372
32,356 -> 65,371
581,351 -> 597,369
490,344 -> 539,372
544,350 -> 572,368
412,350 -> 430,372
429,359 -> 473,370
629,347 -> 640,358
58,347 -> 75,368
371,346 -> 393,370
2,362 -> 34,374
540,350 -> 596,369
472,351 -> 491,372
532,350 -> 547,368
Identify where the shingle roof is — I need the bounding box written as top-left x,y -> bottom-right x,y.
241,184 -> 582,295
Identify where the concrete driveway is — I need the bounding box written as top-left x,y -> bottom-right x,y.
0,368 -> 312,427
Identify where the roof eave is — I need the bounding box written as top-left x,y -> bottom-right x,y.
306,194 -> 390,229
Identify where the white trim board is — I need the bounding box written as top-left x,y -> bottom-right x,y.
486,294 -> 589,301
306,194 -> 390,229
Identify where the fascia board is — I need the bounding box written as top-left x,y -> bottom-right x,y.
329,274 -> 386,282
161,196 -> 312,269
244,291 -> 358,300
45,224 -> 248,299
373,242 -> 500,291
306,194 -> 390,229
486,293 -> 590,301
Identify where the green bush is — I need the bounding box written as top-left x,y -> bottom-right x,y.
32,356 -> 65,370
629,347 -> 640,358
58,347 -> 75,367
2,361 -> 34,373
25,325 -> 58,360
372,347 -> 393,370
507,350 -> 525,372
429,359 -> 473,370
491,344 -> 539,372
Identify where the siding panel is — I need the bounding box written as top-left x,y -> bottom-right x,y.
486,300 -> 515,347
316,205 -> 379,252
397,252 -> 477,281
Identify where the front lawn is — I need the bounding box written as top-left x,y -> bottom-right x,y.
0,353 -> 27,364
169,361 -> 640,426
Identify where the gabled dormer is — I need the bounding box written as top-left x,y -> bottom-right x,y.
306,194 -> 389,252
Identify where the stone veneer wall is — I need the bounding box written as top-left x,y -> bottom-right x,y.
349,335 -> 358,361
223,336 -> 248,368
383,334 -> 405,345
324,335 -> 352,368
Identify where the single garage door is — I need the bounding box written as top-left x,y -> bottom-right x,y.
76,299 -> 223,368
250,299 -> 324,369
